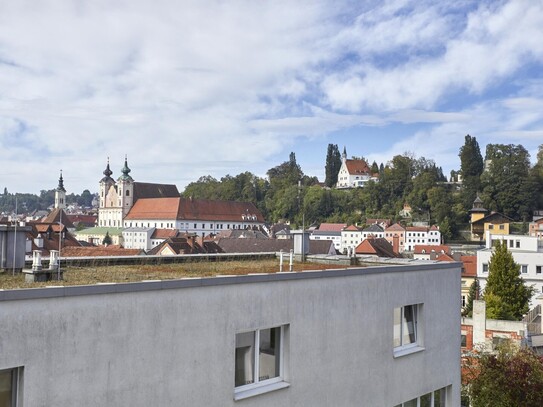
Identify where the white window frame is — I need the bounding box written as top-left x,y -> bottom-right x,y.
394,304 -> 424,357
234,325 -> 289,400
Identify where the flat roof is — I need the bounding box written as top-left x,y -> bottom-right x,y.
0,262 -> 459,302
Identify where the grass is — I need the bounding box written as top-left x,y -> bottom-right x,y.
0,259 -> 347,290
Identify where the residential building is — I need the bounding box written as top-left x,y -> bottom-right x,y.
529,217 -> 543,239
385,223 -> 406,253
355,236 -> 400,258
74,227 -> 123,246
361,224 -> 385,240
340,225 -> 363,254
336,147 -> 378,189
413,245 -> 451,261
404,226 -> 441,252
469,196 -> 512,241
309,223 -> 346,252
460,256 -> 477,311
477,232 -> 543,304
0,261 -> 461,406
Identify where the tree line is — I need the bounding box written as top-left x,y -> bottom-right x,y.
0,188 -> 95,214
182,137 -> 543,239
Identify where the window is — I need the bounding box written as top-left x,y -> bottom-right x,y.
516,240 -> 520,248
235,325 -> 288,399
394,304 -> 423,355
537,266 -> 542,274
522,265 -> 528,274
489,224 -> 494,230
509,239 -> 514,248
0,367 -> 22,406
461,334 -> 467,347
394,387 -> 447,407
482,263 -> 488,273
499,224 -> 505,230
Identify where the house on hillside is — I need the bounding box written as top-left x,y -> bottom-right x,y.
336,147 -> 378,189
469,196 -> 512,241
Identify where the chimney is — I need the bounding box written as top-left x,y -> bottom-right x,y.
392,235 -> 399,254
34,233 -> 44,249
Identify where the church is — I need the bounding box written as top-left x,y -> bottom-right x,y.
96,157 -> 265,237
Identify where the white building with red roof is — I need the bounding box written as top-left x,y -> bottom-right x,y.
309,223 -> 346,252
336,147 -> 378,189
97,158 -> 265,242
405,225 -> 441,251
340,224 -> 363,254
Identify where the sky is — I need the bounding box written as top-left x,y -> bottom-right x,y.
1,0 -> 543,195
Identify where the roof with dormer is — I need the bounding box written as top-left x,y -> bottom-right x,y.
345,159 -> 371,175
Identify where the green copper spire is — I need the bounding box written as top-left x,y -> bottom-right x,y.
118,155 -> 133,182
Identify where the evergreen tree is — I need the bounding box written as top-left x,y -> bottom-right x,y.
370,161 -> 379,174
463,278 -> 480,317
324,144 -> 342,188
102,232 -> 112,246
483,241 -> 534,320
459,135 -> 484,211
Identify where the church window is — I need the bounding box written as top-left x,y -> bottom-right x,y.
126,190 -> 130,196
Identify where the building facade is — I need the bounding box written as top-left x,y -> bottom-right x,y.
477,232 -> 543,303
0,262 -> 460,406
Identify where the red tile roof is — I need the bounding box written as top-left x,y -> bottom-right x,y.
355,238 -> 400,258
344,225 -> 360,231
414,245 -> 451,255
385,223 -> 405,232
461,255 -> 477,277
151,229 -> 179,239
125,197 -> 265,222
345,159 -> 371,175
435,253 -> 454,262
318,223 -> 347,232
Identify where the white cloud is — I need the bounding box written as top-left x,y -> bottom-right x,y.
0,0 -> 541,194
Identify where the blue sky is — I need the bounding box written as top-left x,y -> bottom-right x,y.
1,0 -> 543,194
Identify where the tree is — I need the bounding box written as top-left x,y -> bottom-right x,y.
481,144 -> 536,220
324,144 -> 342,188
483,241 -> 534,320
467,344 -> 543,407
459,135 -> 484,211
462,279 -> 480,317
102,232 -> 112,246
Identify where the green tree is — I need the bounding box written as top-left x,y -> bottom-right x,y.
481,144 -> 536,220
102,232 -> 112,246
468,344 -> 543,407
324,144 -> 342,188
459,135 -> 484,212
483,241 -> 534,320
462,278 -> 480,317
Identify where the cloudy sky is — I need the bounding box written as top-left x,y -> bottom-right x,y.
1,0 -> 543,194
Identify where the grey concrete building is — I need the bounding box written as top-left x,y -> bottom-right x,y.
0,223 -> 30,272
0,262 -> 461,406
